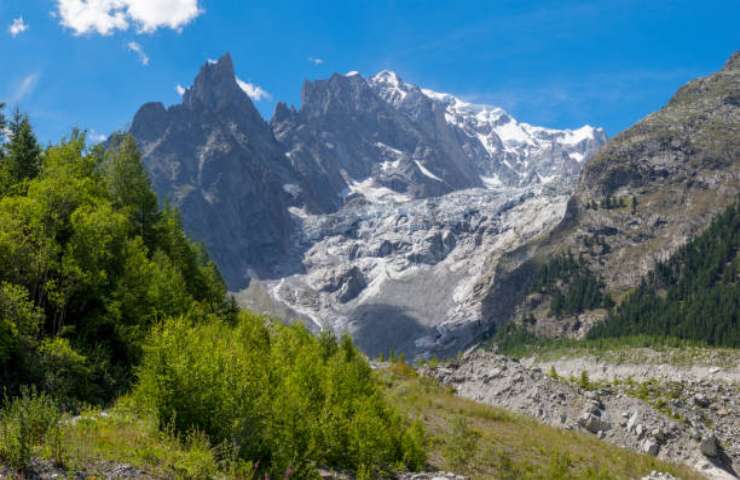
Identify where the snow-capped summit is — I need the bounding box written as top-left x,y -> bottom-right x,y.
368,70 -> 410,105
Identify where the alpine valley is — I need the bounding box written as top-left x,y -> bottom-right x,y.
3,2 -> 740,478
117,53 -> 740,477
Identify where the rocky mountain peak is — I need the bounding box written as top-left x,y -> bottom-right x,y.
372,69 -> 402,85
272,101 -> 295,123
129,53 -> 609,358
300,72 -> 382,118
183,53 -> 251,112
368,70 -> 426,109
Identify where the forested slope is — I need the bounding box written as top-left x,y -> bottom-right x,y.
0,104 -> 232,404
482,51 -> 740,344
589,195 -> 740,346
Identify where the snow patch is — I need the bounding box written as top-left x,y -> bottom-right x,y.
569,152 -> 585,163
414,160 -> 443,182
288,206 -> 310,219
560,125 -> 595,145
348,178 -> 411,204
480,175 -> 503,188
495,119 -> 534,145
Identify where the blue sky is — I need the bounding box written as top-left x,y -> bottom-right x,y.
1,0 -> 738,143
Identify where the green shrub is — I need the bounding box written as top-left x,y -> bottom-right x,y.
400,420 -> 427,471
0,282 -> 43,364
36,338 -> 92,406
134,313 -> 425,477
0,386 -> 61,471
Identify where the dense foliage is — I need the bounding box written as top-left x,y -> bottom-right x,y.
589,196 -> 740,347
134,313 -> 426,478
0,107 -> 232,404
0,108 -> 426,477
532,253 -> 613,318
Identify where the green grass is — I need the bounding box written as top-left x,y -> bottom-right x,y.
381,364 -> 703,480
6,402 -> 235,479
54,405 -> 227,478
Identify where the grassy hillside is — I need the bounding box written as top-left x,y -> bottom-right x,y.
0,361 -> 703,480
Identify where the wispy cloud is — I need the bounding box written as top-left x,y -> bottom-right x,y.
176,84 -> 186,96
127,41 -> 150,65
8,73 -> 40,104
9,17 -> 29,37
56,0 -> 203,36
236,77 -> 272,102
307,57 -> 324,65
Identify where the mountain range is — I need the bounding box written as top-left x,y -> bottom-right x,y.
129,54 -> 607,357
129,52 -> 739,359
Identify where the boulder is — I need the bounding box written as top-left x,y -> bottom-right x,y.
693,393 -> 711,408
700,434 -> 720,458
578,412 -> 610,434
642,438 -> 660,456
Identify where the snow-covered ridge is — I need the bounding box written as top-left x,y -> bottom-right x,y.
368,70 -> 607,189
418,84 -> 606,169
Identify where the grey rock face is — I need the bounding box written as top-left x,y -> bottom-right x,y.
130,54 -> 301,288
579,411 -> 611,434
694,393 -> 711,408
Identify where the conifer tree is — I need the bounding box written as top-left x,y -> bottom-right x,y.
104,135 -> 160,250
5,109 -> 41,182
0,102 -> 6,152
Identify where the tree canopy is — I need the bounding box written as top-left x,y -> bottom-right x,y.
0,108 -> 232,404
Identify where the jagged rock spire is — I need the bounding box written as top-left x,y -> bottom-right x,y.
184,53 -> 250,112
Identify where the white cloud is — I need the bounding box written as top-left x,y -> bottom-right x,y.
9,17 -> 29,37
56,0 -> 203,36
127,41 -> 149,65
236,77 -> 272,102
176,84 -> 186,96
88,130 -> 107,144
307,57 -> 324,65
8,74 -> 40,104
